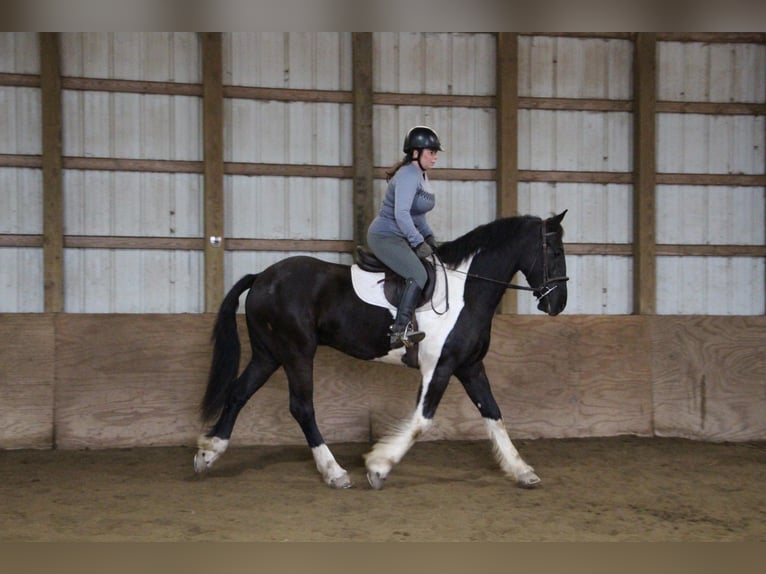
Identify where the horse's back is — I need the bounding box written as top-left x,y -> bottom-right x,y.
244,255 -> 392,358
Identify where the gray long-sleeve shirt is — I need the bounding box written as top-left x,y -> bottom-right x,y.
367,162 -> 435,247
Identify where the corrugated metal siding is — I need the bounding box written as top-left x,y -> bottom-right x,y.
225,32 -> 352,90
658,42 -> 766,103
59,32 -> 201,82
0,33 -> 43,312
518,36 -> 635,314
0,32 -> 39,73
518,36 -> 634,99
656,41 -> 765,315
374,33 -> 496,95
59,33 -> 204,312
224,33 -> 355,288
1,33 -> 763,316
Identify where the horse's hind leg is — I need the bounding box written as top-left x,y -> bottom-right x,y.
456,362 -> 540,488
283,354 -> 352,489
194,356 -> 279,474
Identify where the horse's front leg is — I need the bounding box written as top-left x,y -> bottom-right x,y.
456,362 -> 540,488
364,369 -> 450,489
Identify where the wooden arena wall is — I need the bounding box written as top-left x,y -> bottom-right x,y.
1,313 -> 763,450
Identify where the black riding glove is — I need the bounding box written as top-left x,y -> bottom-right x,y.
415,242 -> 433,259
424,235 -> 438,249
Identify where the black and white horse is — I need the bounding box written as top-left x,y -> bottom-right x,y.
194,211 -> 568,489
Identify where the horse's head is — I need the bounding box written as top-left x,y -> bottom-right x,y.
526,210 -> 568,316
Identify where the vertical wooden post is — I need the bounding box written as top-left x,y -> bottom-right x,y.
40,33 -> 64,313
633,33 -> 657,315
496,33 -> 519,314
352,32 -> 374,249
202,33 -> 225,312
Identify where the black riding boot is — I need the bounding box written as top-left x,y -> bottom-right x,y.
389,278 -> 426,349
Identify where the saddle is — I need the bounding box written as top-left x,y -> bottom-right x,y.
354,246 -> 437,370
354,246 -> 436,308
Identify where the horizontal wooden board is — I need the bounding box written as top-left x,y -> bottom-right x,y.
0,314 -> 54,448
1,313 -> 763,449
54,314 -> 213,448
651,316 -> 766,442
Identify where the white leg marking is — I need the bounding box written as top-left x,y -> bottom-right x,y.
364,410 -> 432,489
311,444 -> 352,489
485,418 -> 540,488
193,435 -> 230,474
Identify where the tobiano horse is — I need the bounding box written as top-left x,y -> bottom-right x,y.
194,211 -> 568,489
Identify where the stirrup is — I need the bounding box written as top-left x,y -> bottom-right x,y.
390,322 -> 426,349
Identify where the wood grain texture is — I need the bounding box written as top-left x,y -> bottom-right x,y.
484,316 -> 653,439
0,314 -> 54,448
2,314 -> 763,449
651,316 -> 766,442
54,314 -> 212,448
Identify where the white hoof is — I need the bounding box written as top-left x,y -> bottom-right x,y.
517,470 -> 541,489
328,472 -> 353,489
194,436 -> 229,474
366,470 -> 387,490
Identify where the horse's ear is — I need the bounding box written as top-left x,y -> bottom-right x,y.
547,209 -> 567,229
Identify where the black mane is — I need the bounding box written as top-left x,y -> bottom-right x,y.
436,215 -> 541,267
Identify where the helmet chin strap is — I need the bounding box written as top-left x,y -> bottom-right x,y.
413,150 -> 425,171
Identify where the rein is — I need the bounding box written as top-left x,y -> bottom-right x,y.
444,219 -> 569,302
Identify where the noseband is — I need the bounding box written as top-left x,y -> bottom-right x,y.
450,219 -> 569,302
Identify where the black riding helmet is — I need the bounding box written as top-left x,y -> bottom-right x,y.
403,126 -> 444,154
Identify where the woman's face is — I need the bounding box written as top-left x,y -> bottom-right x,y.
415,148 -> 439,170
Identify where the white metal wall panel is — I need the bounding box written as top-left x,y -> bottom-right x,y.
657,185 -> 764,246
54,33 -> 205,313
62,170 -> 204,312
227,176 -> 352,240
374,33 -> 495,95
0,34 -> 43,312
519,182 -> 633,243
518,110 -> 633,172
64,249 -> 203,313
0,248 -> 43,312
62,91 -> 202,161
519,36 -> 633,99
656,40 -> 764,315
0,168 -> 43,235
226,99 -> 351,165
223,33 -> 354,291
0,87 -> 41,154
0,167 -> 44,312
0,32 -> 39,73
658,42 -> 766,103
59,33 -> 201,82
226,32 -> 352,90
63,171 -> 203,237
517,36 -> 635,315
657,114 -> 764,175
657,257 -> 765,315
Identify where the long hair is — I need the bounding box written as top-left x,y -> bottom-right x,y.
386,153 -> 414,181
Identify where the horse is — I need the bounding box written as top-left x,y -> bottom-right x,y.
193,211 -> 568,489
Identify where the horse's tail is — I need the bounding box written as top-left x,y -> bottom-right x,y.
200,273 -> 258,423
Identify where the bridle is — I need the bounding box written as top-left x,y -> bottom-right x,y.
447,219 -> 569,302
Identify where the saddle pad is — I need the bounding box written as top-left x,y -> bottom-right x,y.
350,262 -> 465,313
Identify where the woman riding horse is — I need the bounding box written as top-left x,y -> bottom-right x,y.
367,125 -> 443,349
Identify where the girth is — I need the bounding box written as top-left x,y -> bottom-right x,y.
355,246 -> 436,308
